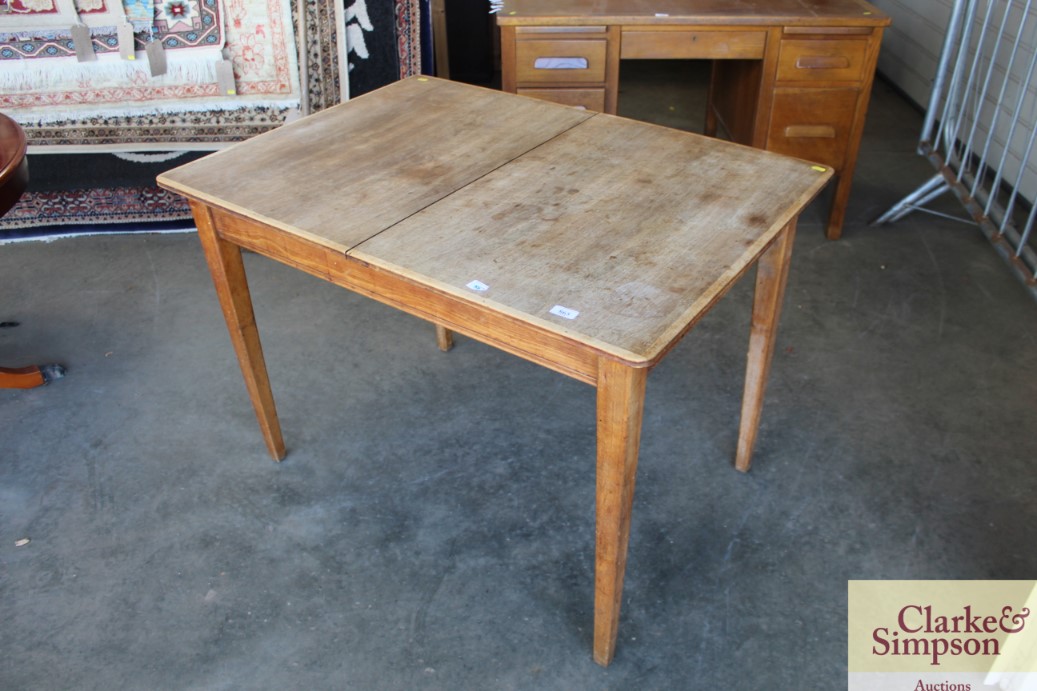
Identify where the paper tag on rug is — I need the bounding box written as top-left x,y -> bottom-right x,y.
70,24 -> 96,62
146,40 -> 167,76
118,23 -> 136,61
216,60 -> 237,96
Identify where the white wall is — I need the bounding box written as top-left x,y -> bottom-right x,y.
869,0 -> 953,108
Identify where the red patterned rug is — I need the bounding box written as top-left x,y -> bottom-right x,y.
0,152 -> 199,240
2,0 -> 425,148
0,186 -> 194,240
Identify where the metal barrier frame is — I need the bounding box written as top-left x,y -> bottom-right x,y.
875,0 -> 1037,300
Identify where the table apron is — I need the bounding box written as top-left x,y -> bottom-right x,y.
206,205 -> 613,385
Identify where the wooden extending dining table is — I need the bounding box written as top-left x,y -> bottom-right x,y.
158,76 -> 831,665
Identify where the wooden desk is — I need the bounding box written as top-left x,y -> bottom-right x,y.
158,76 -> 831,666
496,0 -> 890,240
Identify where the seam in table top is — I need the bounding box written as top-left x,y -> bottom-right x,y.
341,111 -> 601,256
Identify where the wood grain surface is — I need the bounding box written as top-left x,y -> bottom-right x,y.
0,113 -> 28,217
352,108 -> 831,364
161,77 -> 832,365
495,0 -> 889,26
159,78 -> 591,252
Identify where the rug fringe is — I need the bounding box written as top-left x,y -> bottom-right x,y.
0,52 -> 224,94
11,98 -> 302,125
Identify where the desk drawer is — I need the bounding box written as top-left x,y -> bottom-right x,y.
517,87 -> 606,111
515,39 -> 607,84
767,88 -> 860,169
777,39 -> 868,83
621,29 -> 766,60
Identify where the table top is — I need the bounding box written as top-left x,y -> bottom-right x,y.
0,113 -> 26,186
0,113 -> 28,217
159,77 -> 831,365
494,0 -> 889,26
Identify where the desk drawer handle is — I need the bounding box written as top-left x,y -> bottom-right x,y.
795,55 -> 851,70
784,125 -> 837,139
534,57 -> 589,70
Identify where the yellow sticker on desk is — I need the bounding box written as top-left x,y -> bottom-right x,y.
418,77 -> 429,82
812,165 -> 827,172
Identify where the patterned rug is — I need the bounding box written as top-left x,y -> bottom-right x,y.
0,152 -> 198,240
0,0 -> 426,238
2,0 -> 300,130
1,0 -> 424,148
346,0 -> 422,97
0,185 -> 193,240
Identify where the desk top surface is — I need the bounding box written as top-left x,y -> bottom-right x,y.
159,77 -> 830,364
495,0 -> 889,26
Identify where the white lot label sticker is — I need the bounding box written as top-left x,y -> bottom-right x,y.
466,280 -> 489,292
550,305 -> 579,320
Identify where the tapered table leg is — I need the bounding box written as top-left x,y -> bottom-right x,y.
593,357 -> 648,666
735,221 -> 797,472
435,324 -> 454,352
191,201 -> 286,461
825,174 -> 851,240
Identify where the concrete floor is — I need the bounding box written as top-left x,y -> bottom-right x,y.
2,63 -> 1036,689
